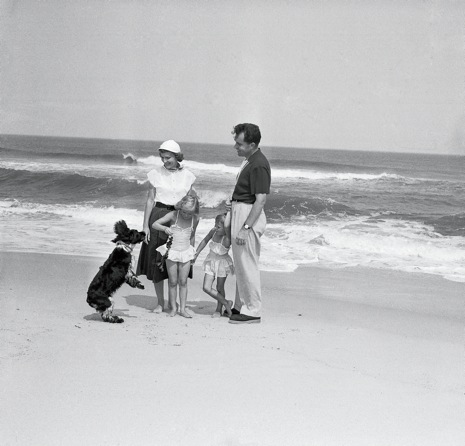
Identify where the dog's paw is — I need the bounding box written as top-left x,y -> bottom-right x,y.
126,276 -> 144,289
101,314 -> 124,323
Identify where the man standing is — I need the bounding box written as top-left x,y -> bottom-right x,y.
228,123 -> 271,324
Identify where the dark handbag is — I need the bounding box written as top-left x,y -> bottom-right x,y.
156,236 -> 173,273
156,258 -> 167,273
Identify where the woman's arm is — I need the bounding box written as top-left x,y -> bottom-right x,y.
153,211 -> 175,236
143,187 -> 156,242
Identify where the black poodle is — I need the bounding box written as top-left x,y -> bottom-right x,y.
87,220 -> 145,323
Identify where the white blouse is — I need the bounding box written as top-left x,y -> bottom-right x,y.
147,166 -> 196,206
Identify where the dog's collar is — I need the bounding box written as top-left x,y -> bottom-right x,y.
115,241 -> 134,253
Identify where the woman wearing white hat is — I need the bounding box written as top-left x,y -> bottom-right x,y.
137,140 -> 196,313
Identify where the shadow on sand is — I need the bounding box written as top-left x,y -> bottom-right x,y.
184,300 -> 223,316
83,308 -> 134,322
124,294 -> 220,316
124,294 -> 157,311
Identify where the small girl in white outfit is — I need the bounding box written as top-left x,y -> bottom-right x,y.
153,195 -> 199,318
193,213 -> 234,318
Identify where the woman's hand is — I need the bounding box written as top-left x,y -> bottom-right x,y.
164,226 -> 173,236
143,225 -> 150,243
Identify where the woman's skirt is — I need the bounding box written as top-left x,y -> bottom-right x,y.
136,205 -> 172,283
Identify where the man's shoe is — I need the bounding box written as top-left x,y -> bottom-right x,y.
229,314 -> 261,324
231,308 -> 240,315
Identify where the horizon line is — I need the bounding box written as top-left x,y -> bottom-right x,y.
0,132 -> 462,157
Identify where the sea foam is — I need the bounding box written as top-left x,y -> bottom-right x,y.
2,200 -> 464,282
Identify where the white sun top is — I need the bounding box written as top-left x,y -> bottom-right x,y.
147,166 -> 196,206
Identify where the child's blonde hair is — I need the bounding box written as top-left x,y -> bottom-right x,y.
175,194 -> 199,215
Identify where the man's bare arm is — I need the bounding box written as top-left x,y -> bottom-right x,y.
235,193 -> 267,246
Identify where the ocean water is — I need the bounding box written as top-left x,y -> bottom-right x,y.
1,134 -> 464,282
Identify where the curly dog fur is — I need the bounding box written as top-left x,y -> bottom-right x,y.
86,220 -> 145,323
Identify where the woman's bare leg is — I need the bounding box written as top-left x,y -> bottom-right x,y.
153,281 -> 164,313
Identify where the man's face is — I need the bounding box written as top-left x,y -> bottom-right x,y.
234,132 -> 255,158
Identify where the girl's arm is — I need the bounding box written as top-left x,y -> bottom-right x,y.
153,211 -> 175,236
222,234 -> 232,249
192,226 -> 214,263
187,185 -> 197,197
142,187 -> 156,242
195,227 -> 214,253
190,215 -> 200,246
223,211 -> 231,240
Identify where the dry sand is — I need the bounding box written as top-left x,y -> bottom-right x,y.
0,251 -> 463,446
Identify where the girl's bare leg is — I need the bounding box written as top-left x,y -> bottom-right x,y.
213,299 -> 223,317
202,275 -> 232,317
203,275 -> 222,317
216,277 -> 232,316
166,260 -> 178,317
178,261 -> 193,318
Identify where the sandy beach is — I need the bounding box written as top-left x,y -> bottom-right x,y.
0,251 -> 463,446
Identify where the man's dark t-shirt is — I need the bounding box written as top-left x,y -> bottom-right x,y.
232,149 -> 271,204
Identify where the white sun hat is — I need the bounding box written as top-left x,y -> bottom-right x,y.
159,140 -> 181,153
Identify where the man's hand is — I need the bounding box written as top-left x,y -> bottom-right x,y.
235,227 -> 249,246
225,198 -> 232,212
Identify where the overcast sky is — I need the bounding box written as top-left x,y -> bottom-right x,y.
1,0 -> 464,154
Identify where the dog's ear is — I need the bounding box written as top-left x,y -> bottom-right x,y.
112,220 -> 129,242
114,220 -> 128,234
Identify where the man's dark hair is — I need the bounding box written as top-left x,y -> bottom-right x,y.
233,123 -> 261,146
